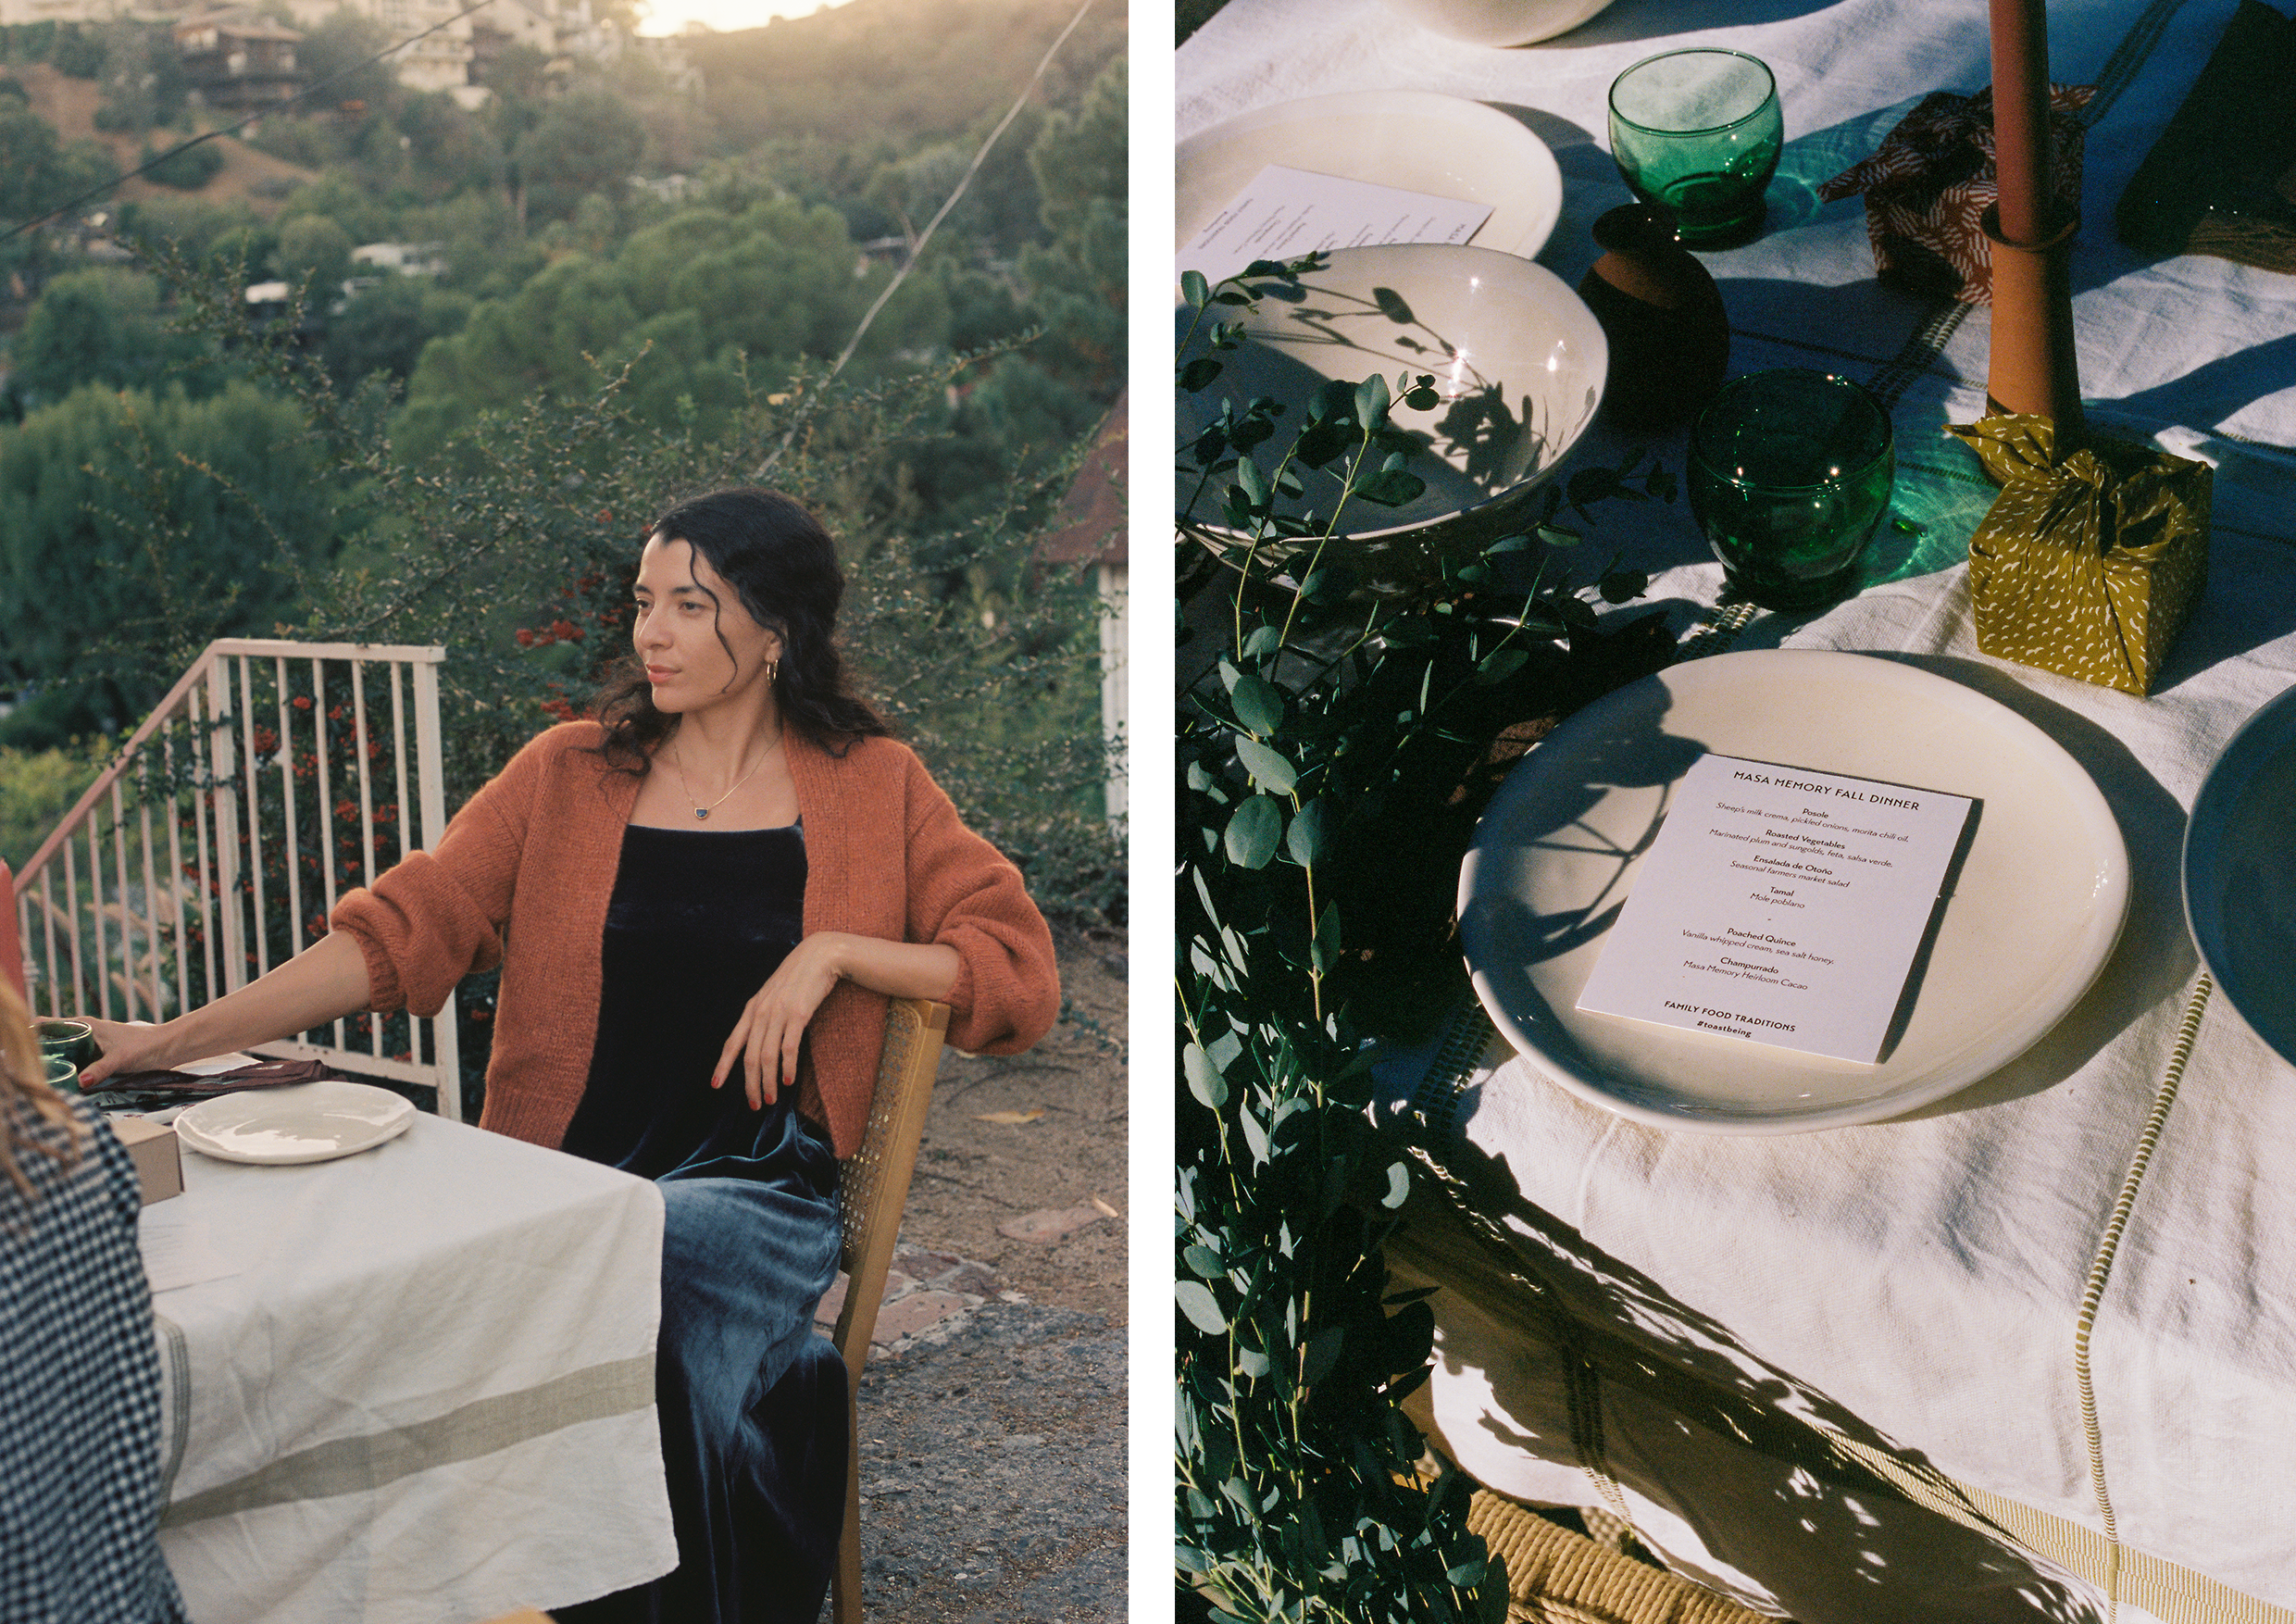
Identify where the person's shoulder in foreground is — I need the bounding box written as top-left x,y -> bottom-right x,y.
1,1077 -> 189,1623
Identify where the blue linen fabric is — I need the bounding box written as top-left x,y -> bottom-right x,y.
0,1097 -> 188,1624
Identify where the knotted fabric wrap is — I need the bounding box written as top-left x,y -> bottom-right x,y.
1818,85 -> 2094,304
1949,414 -> 2212,696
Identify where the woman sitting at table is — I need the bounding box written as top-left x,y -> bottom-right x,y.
0,984 -> 191,1623
81,486 -> 1062,1624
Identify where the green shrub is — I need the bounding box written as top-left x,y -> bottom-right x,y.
0,736 -> 109,871
141,139 -> 224,190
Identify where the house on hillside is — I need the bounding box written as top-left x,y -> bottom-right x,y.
351,241 -> 444,276
174,11 -> 304,110
280,0 -> 473,95
1037,393 -> 1128,826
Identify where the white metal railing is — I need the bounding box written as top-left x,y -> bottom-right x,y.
13,640 -> 463,1119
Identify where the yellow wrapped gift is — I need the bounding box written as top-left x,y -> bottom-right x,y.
1948,414 -> 2211,696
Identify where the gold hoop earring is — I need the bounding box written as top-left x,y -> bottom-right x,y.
766,659 -> 780,684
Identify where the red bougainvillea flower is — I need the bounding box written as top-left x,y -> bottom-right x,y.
293,695 -> 313,711
516,629 -> 535,647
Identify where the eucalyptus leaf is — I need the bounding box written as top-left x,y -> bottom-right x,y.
1234,736 -> 1298,794
1235,455 -> 1270,508
1179,356 -> 1223,393
1600,568 -> 1650,605
1238,1105 -> 1269,1165
1354,372 -> 1391,431
1230,673 -> 1283,736
1381,1161 -> 1410,1209
1286,798 -> 1329,866
1177,1280 -> 1227,1336
1225,795 -> 1281,868
1180,269 -> 1210,309
1184,1043 -> 1229,1109
1474,647 -> 1527,685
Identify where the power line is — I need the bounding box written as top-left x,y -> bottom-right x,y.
0,0 -> 501,248
757,0 -> 1098,477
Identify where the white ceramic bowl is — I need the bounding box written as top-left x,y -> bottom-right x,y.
1377,0 -> 1616,47
2185,681 -> 2296,1072
1177,91 -> 1564,265
1177,243 -> 1607,563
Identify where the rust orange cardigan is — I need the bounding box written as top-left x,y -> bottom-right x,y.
330,722 -> 1059,1158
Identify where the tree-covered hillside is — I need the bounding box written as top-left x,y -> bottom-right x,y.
0,0 -> 1127,920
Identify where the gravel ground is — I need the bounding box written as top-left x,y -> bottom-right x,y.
850,1303 -> 1126,1620
840,925 -> 1129,1621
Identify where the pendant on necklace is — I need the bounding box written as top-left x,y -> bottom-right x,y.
694,807 -> 709,820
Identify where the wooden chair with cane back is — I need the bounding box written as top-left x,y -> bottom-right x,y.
828,995 -> 951,1624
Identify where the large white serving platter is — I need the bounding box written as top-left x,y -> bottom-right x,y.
175,1080 -> 417,1165
1178,90 -> 1565,265
1458,650 -> 2129,1132
2185,680 -> 2296,1073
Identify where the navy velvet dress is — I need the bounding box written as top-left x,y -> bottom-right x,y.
555,821 -> 847,1624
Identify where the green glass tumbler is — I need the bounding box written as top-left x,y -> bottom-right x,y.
1688,369 -> 1895,612
1608,49 -> 1782,247
38,1018 -> 97,1075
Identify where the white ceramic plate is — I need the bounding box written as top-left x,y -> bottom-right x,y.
1177,91 -> 1565,264
2184,681 -> 2296,1072
175,1080 -> 417,1165
1458,651 -> 2130,1132
1176,243 -> 1607,545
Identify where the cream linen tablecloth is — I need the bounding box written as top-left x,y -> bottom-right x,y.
145,1111 -> 675,1624
1180,0 -> 2296,1619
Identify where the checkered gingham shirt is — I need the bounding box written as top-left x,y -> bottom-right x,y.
1,1097 -> 189,1624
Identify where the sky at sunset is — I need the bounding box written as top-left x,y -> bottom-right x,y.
634,0 -> 856,37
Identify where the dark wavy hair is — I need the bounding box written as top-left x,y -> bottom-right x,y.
593,487 -> 890,771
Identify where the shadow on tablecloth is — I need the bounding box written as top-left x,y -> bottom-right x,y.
1393,1141 -> 2107,1624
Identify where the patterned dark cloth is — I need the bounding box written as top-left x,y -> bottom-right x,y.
0,1098 -> 188,1624
556,821 -> 846,1624
1818,83 -> 2094,304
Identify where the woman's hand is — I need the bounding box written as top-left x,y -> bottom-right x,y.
712,934 -> 848,1109
77,1019 -> 181,1088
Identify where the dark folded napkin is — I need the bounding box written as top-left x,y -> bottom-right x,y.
80,1056 -> 337,1113
1818,83 -> 2094,304
2116,0 -> 2296,275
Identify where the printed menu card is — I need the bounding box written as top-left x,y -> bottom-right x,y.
1574,754 -> 1976,1062
1179,164 -> 1494,286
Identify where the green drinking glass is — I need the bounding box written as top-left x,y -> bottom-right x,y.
38,1018 -> 97,1075
1688,369 -> 1895,612
1608,48 -> 1783,247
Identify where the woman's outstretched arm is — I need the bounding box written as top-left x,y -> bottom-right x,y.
78,931 -> 374,1086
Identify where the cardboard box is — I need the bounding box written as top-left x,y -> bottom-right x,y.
106,1114 -> 183,1206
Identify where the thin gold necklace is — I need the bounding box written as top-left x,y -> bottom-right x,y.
668,732 -> 782,821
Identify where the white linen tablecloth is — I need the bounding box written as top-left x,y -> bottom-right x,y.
1180,0 -> 2296,1618
144,1110 -> 674,1624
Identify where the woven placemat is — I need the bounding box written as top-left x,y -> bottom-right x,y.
1466,1491 -> 1775,1624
